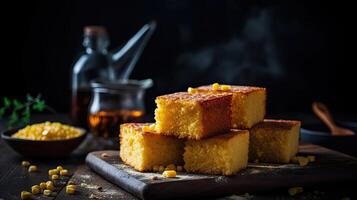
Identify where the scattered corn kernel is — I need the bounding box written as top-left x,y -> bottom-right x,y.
288,187 -> 303,196
43,189 -> 52,196
46,181 -> 55,191
52,174 -> 59,180
176,166 -> 183,172
159,166 -> 165,172
21,191 -> 32,199
60,169 -> 69,176
48,169 -> 59,176
28,165 -> 38,172
308,155 -> 315,162
56,166 -> 64,171
187,87 -> 197,94
162,170 -> 177,178
21,161 -> 30,167
166,164 -> 176,170
220,85 -> 231,90
153,165 -> 159,172
212,83 -> 220,90
39,182 -> 47,190
66,185 -> 76,194
297,156 -> 309,166
31,185 -> 41,194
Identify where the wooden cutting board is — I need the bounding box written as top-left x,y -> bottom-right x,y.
85,144 -> 357,200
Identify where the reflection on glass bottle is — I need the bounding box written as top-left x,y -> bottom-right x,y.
71,26 -> 112,129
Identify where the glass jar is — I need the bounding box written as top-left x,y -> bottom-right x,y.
88,79 -> 153,139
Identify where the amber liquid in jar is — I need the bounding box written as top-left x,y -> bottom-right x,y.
88,110 -> 144,138
71,88 -> 91,129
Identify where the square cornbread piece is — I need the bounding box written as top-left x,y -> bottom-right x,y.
249,119 -> 301,163
195,84 -> 266,129
184,129 -> 249,175
155,92 -> 232,140
119,123 -> 184,172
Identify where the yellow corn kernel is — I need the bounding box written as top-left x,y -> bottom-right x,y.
297,156 -> 309,166
48,169 -> 59,176
21,191 -> 32,199
187,87 -> 197,94
52,174 -> 59,180
288,187 -> 303,196
60,169 -> 69,176
159,166 -> 165,172
307,155 -> 315,162
28,165 -> 38,172
39,182 -> 47,190
165,164 -> 176,171
212,83 -> 220,90
43,189 -> 52,196
46,181 -> 55,191
66,185 -> 76,194
176,166 -> 183,172
21,161 -> 30,167
220,85 -> 231,91
153,165 -> 159,172
162,170 -> 177,178
31,185 -> 41,194
56,166 -> 64,171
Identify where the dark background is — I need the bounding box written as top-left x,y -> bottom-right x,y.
0,0 -> 355,118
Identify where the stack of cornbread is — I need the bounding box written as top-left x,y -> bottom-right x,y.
120,83 -> 301,176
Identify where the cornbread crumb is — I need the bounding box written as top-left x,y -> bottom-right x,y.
308,155 -> 315,162
297,156 -> 309,166
220,85 -> 231,91
11,121 -> 83,141
101,153 -> 109,158
21,191 -> 32,199
159,166 -> 165,172
28,165 -> 38,172
162,170 -> 177,178
21,161 -> 30,167
288,187 -> 303,196
187,87 -> 197,94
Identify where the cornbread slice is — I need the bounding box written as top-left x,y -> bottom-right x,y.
195,84 -> 266,129
120,123 -> 184,172
184,129 -> 249,175
155,92 -> 232,140
249,119 -> 301,163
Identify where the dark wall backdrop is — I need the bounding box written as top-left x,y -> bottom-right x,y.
1,0 -> 355,117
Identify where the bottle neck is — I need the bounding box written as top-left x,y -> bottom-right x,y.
83,35 -> 109,54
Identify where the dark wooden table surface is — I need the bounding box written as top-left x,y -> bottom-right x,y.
0,114 -> 356,200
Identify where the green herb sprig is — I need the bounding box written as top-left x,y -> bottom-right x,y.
0,94 -> 55,128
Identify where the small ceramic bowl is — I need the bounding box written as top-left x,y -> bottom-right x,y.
1,127 -> 87,157
301,121 -> 357,156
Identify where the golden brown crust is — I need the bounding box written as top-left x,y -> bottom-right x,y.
156,92 -> 232,103
253,119 -> 301,130
197,85 -> 266,94
187,129 -> 248,142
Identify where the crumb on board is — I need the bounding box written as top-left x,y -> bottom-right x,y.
101,153 -> 109,158
288,187 -> 304,196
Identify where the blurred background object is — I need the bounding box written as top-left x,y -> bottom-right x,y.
0,0 -> 355,119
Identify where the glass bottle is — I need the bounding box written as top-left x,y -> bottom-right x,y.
71,26 -> 112,129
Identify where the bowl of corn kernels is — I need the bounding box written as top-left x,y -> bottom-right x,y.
1,121 -> 86,157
